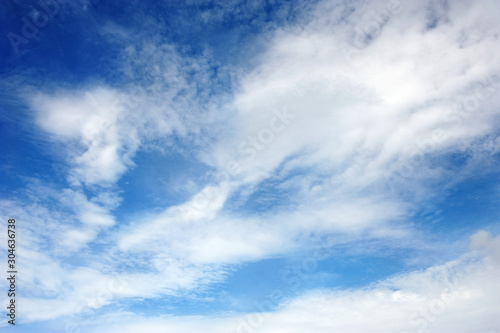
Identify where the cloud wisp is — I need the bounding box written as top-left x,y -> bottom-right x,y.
0,0 -> 499,332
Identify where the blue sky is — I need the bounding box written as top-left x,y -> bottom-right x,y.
1,0 -> 500,332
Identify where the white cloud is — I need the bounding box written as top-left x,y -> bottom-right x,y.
470,230 -> 500,264
5,0 -> 500,329
110,0 -> 500,283
63,231 -> 500,333
116,177 -> 410,265
33,87 -> 138,186
59,189 -> 115,227
210,0 -> 500,196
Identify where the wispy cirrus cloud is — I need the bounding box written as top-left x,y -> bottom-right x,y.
1,0 -> 499,332
62,232 -> 500,333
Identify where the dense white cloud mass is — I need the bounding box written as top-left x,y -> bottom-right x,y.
108,0 -> 500,271
1,0 -> 500,331
217,0 -> 500,189
33,88 -> 135,185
